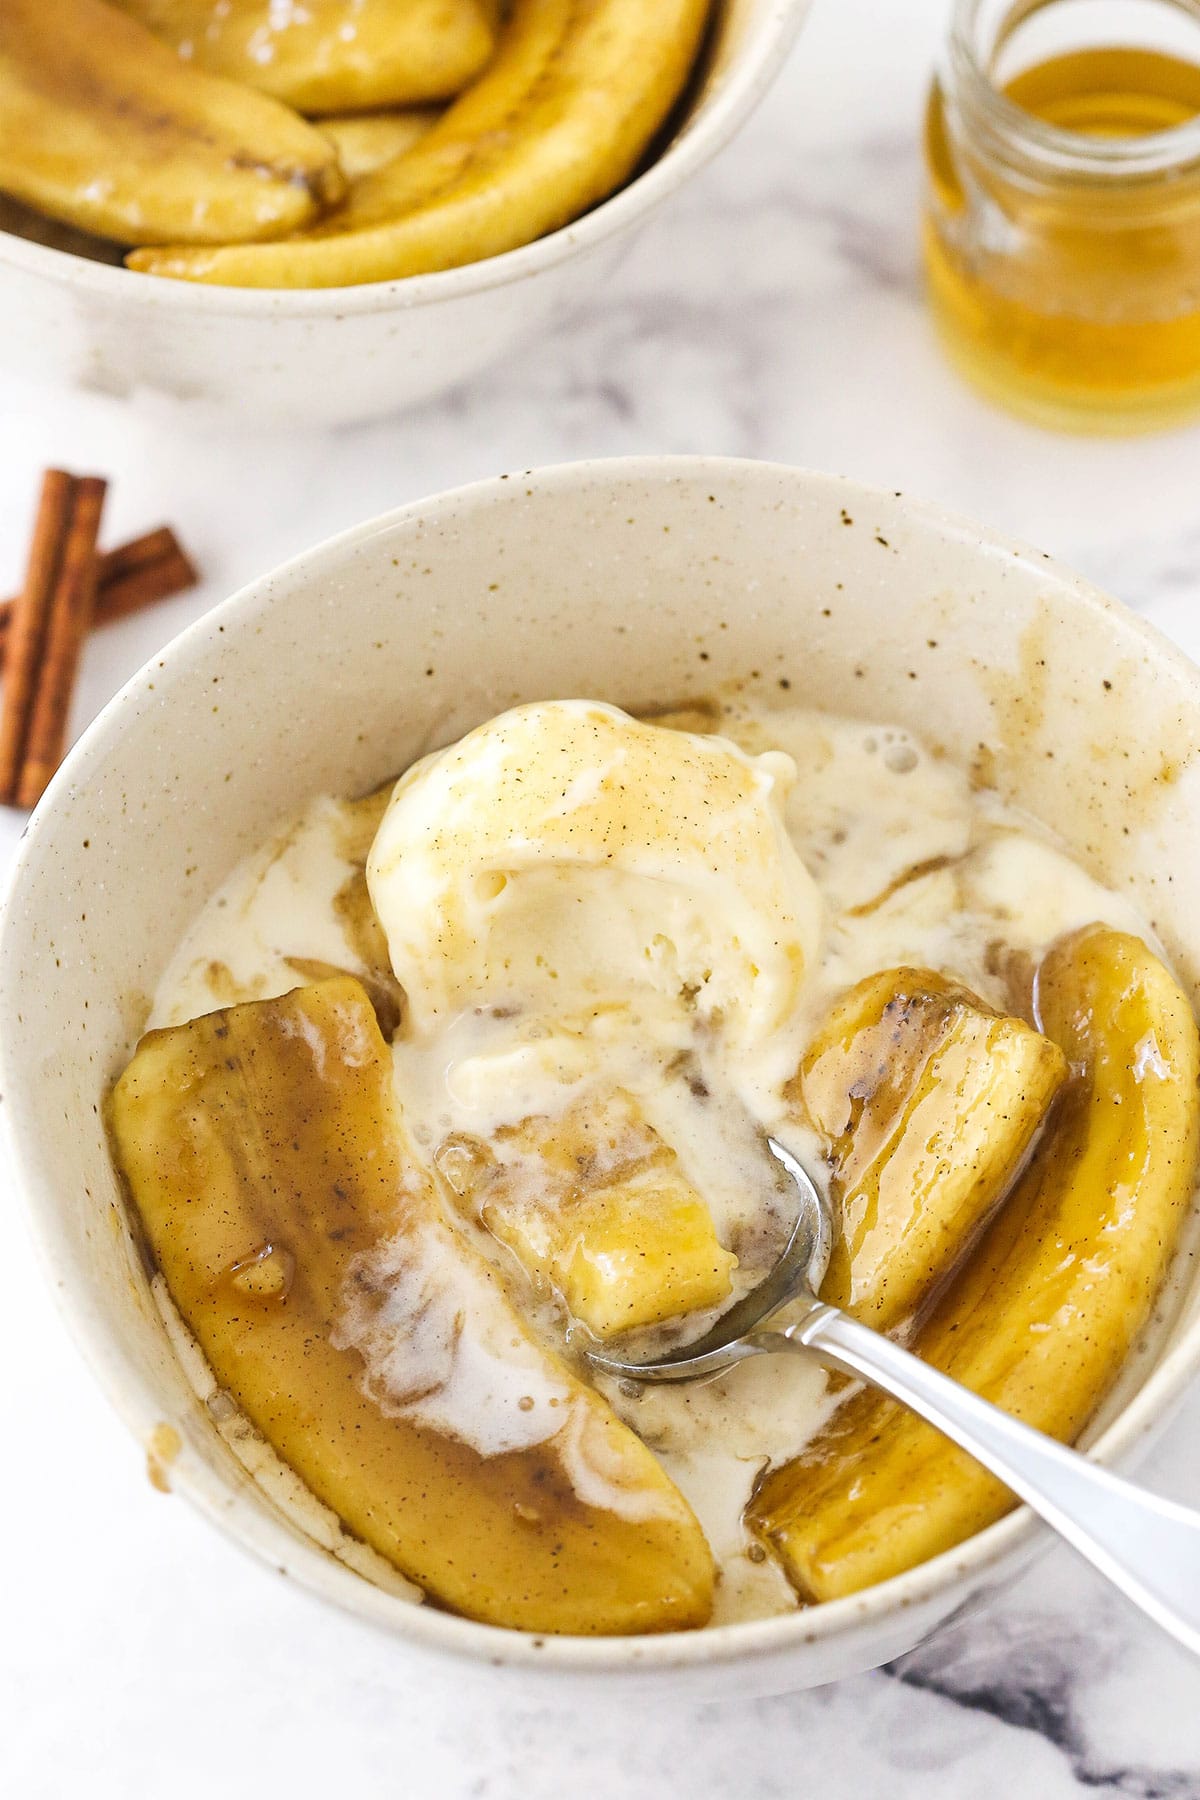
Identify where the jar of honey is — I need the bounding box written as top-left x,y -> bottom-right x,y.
923,0 -> 1200,432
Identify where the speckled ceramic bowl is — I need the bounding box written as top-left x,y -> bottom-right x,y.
0,1 -> 809,427
3,457 -> 1200,1698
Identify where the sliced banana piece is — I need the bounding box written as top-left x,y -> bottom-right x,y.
317,110 -> 442,183
438,1091 -> 737,1338
795,967 -> 1067,1330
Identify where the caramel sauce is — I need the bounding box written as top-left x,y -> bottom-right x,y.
146,1421 -> 182,1494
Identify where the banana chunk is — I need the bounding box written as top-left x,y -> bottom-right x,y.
116,1 -> 495,113
110,979 -> 714,1634
437,1093 -> 737,1338
750,927 -> 1200,1602
795,968 -> 1067,1330
317,111 -> 442,183
127,0 -> 712,286
0,0 -> 343,247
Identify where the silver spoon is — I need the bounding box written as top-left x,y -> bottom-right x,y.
589,1137 -> 1200,1657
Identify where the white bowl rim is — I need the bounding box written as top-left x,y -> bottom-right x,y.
6,453 -> 1200,1677
0,1 -> 810,317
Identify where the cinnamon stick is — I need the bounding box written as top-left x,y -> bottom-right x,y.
95,526 -> 180,589
0,525 -> 197,662
0,469 -> 76,804
16,476 -> 108,808
92,536 -> 198,629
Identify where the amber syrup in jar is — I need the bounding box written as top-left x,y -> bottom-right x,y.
924,0 -> 1200,432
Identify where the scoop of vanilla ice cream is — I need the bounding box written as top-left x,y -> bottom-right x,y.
367,702 -> 821,1078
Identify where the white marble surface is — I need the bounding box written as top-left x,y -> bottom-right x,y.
4,1 -> 1200,1794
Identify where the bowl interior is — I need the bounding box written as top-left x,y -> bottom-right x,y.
4,457 -> 1200,1682
0,0 -> 805,304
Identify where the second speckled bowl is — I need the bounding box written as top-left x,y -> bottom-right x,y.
0,1 -> 810,425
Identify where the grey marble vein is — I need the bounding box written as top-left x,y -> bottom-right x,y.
888,1619 -> 1200,1797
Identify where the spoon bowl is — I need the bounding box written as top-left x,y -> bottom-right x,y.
588,1136 -> 831,1383
588,1131 -> 1200,1658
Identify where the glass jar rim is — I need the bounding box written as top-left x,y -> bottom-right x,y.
947,0 -> 1200,180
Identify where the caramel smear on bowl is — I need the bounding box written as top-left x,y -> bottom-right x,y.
146,1421 -> 183,1493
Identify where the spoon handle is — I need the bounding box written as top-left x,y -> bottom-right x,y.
780,1303 -> 1200,1657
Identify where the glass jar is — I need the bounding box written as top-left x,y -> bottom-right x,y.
923,0 -> 1200,432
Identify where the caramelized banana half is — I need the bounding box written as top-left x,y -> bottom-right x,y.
795,968 -> 1068,1330
0,0 -> 343,246
437,1091 -> 737,1338
750,927 -> 1200,1601
116,0 -> 495,113
110,979 -> 715,1634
